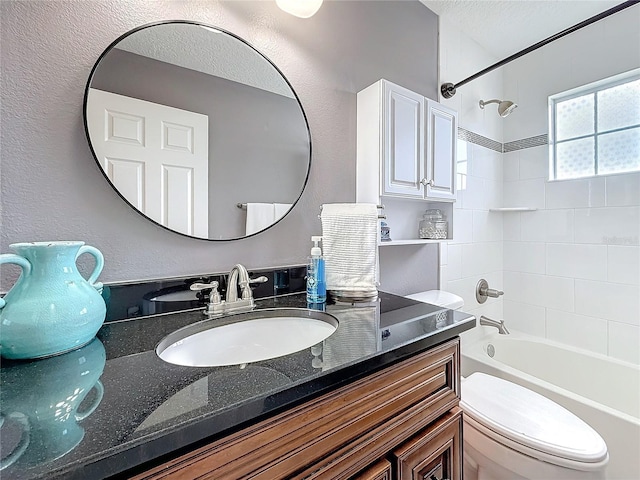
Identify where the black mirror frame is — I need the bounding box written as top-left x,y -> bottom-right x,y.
83,20 -> 312,241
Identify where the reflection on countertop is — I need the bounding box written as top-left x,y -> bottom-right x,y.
0,291 -> 474,480
0,339 -> 105,473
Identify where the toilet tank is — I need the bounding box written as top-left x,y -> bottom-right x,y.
405,290 -> 464,310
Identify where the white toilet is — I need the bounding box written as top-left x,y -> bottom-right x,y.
405,289 -> 465,310
462,372 -> 608,480
406,290 -> 609,480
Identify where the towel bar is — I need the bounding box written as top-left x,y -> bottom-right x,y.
237,202 -> 305,210
317,204 -> 386,219
318,214 -> 386,219
319,204 -> 384,211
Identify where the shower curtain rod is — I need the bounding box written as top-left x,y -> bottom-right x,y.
440,0 -> 640,99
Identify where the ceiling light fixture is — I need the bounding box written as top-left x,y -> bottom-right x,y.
276,0 -> 323,18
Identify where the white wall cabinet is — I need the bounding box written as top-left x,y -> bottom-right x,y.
425,99 -> 457,201
357,79 -> 457,243
381,82 -> 425,198
357,79 -> 457,204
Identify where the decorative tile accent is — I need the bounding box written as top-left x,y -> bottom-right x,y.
457,127 -> 502,152
458,128 -> 548,153
503,134 -> 549,153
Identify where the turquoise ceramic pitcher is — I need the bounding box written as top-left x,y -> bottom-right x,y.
0,241 -> 106,359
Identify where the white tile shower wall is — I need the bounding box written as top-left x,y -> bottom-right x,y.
503,176 -> 640,363
438,19 -> 505,347
546,309 -> 609,355
608,321 -> 640,365
503,300 -> 546,337
502,6 -> 640,364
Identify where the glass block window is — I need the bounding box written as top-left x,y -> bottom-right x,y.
549,70 -> 640,180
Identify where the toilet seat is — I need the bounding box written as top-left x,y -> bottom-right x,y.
461,373 -> 608,469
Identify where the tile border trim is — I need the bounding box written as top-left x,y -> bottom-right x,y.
503,134 -> 548,152
458,127 -> 548,153
457,128 -> 502,153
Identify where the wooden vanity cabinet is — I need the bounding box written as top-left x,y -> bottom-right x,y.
131,338 -> 461,480
351,459 -> 393,480
392,408 -> 462,480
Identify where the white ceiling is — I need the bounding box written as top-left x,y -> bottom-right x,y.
117,23 -> 294,98
420,0 -> 624,59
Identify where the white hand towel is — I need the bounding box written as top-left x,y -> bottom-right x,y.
245,203 -> 275,235
274,203 -> 292,221
320,203 -> 379,296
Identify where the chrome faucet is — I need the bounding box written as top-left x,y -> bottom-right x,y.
190,264 -> 268,317
479,315 -> 510,335
226,264 -> 251,302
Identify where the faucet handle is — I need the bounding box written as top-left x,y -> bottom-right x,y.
484,287 -> 504,298
190,281 -> 222,304
476,279 -> 504,303
239,276 -> 268,300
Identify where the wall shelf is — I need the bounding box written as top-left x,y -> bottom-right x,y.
488,207 -> 538,212
379,239 -> 443,246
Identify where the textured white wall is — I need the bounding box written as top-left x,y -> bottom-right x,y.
0,0 -> 440,289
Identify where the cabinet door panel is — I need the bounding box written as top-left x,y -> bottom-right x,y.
351,459 -> 392,480
383,83 -> 425,198
426,100 -> 457,201
393,408 -> 462,480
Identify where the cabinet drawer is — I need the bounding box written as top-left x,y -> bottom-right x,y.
392,407 -> 462,480
132,339 -> 459,480
351,459 -> 392,480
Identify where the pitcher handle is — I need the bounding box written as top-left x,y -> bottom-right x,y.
76,245 -> 104,292
0,412 -> 30,471
0,254 -> 31,309
75,380 -> 105,421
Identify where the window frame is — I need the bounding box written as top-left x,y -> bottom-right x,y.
548,68 -> 640,181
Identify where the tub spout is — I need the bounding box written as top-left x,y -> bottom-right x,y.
479,316 -> 510,335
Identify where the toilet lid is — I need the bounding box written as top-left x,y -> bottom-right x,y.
460,373 -> 608,464
405,290 -> 464,309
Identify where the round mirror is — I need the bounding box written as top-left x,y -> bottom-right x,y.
84,21 -> 311,240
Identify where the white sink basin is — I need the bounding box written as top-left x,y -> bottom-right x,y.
156,308 -> 338,367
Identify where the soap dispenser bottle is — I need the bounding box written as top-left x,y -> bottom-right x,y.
306,236 -> 326,304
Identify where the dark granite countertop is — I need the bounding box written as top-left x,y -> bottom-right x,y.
0,291 -> 474,480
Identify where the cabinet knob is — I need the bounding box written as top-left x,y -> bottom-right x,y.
420,178 -> 434,187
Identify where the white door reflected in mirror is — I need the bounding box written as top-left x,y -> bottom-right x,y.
87,89 -> 209,237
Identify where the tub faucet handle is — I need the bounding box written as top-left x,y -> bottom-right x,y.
485,287 -> 504,298
476,279 -> 504,303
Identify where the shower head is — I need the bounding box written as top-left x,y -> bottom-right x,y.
479,99 -> 518,117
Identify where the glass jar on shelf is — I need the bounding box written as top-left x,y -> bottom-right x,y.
419,209 -> 448,239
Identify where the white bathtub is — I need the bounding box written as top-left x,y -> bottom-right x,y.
461,332 -> 640,480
